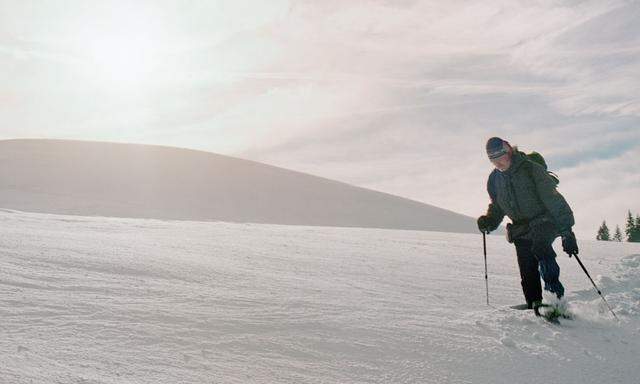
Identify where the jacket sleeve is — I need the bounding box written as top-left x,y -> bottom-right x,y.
485,173 -> 505,231
530,163 -> 575,233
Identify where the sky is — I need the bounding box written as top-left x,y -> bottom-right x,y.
1,0 -> 639,239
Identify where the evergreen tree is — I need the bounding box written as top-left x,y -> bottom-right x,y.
625,211 -> 637,242
613,225 -> 623,242
635,215 -> 640,243
596,221 -> 610,241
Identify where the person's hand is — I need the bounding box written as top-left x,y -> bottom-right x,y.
561,231 -> 579,256
477,216 -> 492,233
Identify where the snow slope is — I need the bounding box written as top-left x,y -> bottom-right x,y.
1,210 -> 638,384
0,139 -> 477,234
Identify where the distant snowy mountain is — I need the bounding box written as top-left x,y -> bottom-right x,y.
0,139 -> 477,233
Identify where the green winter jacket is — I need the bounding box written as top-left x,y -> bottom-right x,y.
484,150 -> 574,237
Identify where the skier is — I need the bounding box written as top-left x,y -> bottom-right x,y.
477,137 -> 579,312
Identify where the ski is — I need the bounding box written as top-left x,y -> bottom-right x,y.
534,303 -> 573,324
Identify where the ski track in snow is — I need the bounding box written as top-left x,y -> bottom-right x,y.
1,210 -> 639,384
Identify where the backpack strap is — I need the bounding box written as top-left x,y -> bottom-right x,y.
525,157 -> 559,186
488,170 -> 498,202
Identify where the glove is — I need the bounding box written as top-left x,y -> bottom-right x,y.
561,231 -> 579,256
477,215 -> 492,233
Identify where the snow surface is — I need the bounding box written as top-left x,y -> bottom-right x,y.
0,139 -> 477,234
1,209 -> 639,384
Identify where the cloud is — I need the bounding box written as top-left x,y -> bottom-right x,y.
510,1 -> 640,118
1,0 -> 638,238
233,0 -> 639,238
560,147 -> 640,236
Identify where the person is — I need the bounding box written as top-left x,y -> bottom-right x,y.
477,137 -> 579,310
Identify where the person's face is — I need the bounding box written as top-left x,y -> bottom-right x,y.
490,151 -> 512,172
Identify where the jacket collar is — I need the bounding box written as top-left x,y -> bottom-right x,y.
504,150 -> 527,175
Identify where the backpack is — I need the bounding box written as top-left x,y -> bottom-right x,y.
487,150 -> 560,202
526,151 -> 559,185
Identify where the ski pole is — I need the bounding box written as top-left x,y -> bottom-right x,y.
483,231 -> 489,306
572,253 -> 619,321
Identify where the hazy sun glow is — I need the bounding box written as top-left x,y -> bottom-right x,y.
70,5 -> 178,92
85,33 -> 162,86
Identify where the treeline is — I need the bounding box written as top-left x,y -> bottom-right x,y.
597,210 -> 640,242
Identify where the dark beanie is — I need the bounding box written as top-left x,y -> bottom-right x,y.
486,137 -> 508,159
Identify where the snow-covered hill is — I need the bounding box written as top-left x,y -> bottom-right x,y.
0,139 -> 476,234
1,210 -> 638,383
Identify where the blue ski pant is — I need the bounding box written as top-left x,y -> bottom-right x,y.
513,223 -> 565,304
